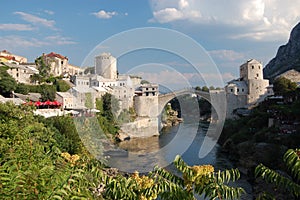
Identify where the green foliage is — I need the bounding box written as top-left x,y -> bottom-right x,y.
40,84 -> 56,101
85,92 -> 93,109
35,56 -> 51,78
43,116 -> 82,154
255,149 -> 300,198
96,95 -> 119,136
0,102 -> 247,199
273,77 -> 297,96
101,155 -> 245,200
141,80 -> 150,84
54,79 -> 70,92
202,86 -> 209,92
0,67 -> 17,97
15,83 -> 29,94
101,93 -> 119,122
84,67 -> 95,74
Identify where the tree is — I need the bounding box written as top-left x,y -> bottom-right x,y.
195,86 -> 201,91
40,85 -> 56,101
273,77 -> 297,96
15,83 -> 30,94
202,86 -> 209,92
0,67 -> 17,97
54,79 -> 70,92
101,93 -> 119,121
35,56 -> 51,78
141,80 -> 150,84
102,155 -> 245,200
209,86 -> 215,90
255,149 -> 300,199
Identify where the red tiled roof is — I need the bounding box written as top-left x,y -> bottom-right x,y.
0,55 -> 16,61
45,52 -> 68,60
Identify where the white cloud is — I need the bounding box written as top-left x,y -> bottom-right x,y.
0,23 -> 34,31
149,0 -> 300,41
14,11 -> 56,29
92,10 -> 118,19
0,35 -> 48,48
44,10 -> 54,15
45,36 -> 77,45
135,70 -> 232,88
150,0 -> 201,23
209,50 -> 245,62
0,35 -> 76,49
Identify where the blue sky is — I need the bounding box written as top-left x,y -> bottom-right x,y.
1,0 -> 300,87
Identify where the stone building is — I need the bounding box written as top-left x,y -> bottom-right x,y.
56,92 -> 76,109
95,53 -> 117,80
225,59 -> 270,117
0,50 -> 27,64
43,52 -> 83,77
2,62 -> 39,84
134,84 -> 159,117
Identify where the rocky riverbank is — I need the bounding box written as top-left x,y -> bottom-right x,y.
161,103 -> 183,128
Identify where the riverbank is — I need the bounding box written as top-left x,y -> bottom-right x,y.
218,97 -> 300,198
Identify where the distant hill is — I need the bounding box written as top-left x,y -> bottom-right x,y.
263,22 -> 300,81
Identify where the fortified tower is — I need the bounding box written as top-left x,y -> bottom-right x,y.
225,59 -> 271,118
95,53 -> 117,80
240,59 -> 269,104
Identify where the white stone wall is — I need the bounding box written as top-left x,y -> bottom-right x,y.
247,79 -> 269,104
74,76 -> 90,87
226,93 -> 247,117
95,53 -> 117,80
134,96 -> 159,117
240,59 -> 263,81
120,117 -> 159,137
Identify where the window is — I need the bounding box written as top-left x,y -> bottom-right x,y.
146,88 -> 148,90
152,88 -> 155,90
230,89 -> 233,92
237,88 -> 239,92
242,88 -> 244,92
252,65 -> 254,69
259,66 -> 261,69
256,74 -> 259,77
16,73 -> 19,77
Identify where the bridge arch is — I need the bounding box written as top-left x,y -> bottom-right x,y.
158,88 -> 227,157
158,88 -> 226,122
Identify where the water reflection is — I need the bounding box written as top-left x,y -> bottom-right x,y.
105,123 -> 233,173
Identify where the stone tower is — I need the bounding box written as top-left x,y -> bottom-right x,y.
240,59 -> 269,104
95,53 -> 117,80
240,59 -> 263,81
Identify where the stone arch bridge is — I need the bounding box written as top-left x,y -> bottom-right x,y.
158,88 -> 227,123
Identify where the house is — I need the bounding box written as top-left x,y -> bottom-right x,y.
42,52 -> 82,77
1,62 -> 39,84
56,92 -> 76,110
0,50 -> 27,64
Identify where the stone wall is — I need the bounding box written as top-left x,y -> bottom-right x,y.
134,96 -> 159,117
120,117 -> 160,138
226,93 -> 247,118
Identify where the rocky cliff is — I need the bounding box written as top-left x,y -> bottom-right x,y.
263,22 -> 300,81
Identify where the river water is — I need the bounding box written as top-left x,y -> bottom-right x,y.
104,122 -> 253,199
106,122 -> 234,173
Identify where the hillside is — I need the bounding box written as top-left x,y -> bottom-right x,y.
263,22 -> 300,81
